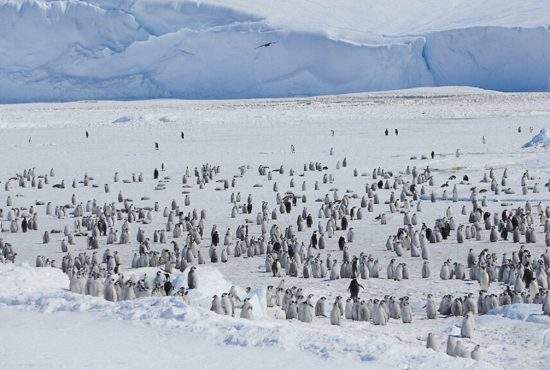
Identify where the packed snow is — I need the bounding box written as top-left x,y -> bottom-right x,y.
1,87 -> 550,369
523,129 -> 550,149
0,1 -> 549,102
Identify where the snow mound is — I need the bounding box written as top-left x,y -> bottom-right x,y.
0,264 -> 478,367
488,303 -> 550,325
0,263 -> 68,297
0,0 -> 549,102
112,115 -> 133,124
522,128 -> 550,148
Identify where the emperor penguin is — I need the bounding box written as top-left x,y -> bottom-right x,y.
188,266 -> 198,289
460,311 -> 475,338
542,291 -> 550,315
400,297 -> 412,323
479,267 -> 490,291
446,336 -> 457,357
422,260 -> 431,278
299,300 -> 314,323
222,292 -> 235,316
104,278 -> 118,302
358,300 -> 370,321
210,295 -> 224,315
372,300 -> 387,325
330,302 -> 341,325
124,281 -> 136,300
426,294 -> 437,319
315,296 -> 327,316
344,298 -> 354,319
286,300 -> 298,320
240,298 -> 253,319
426,333 -> 438,351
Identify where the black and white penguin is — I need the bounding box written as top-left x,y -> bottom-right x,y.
188,266 -> 198,289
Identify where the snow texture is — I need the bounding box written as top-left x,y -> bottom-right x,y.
522,128 -> 550,149
0,0 -> 549,102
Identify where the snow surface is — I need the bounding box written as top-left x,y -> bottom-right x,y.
0,0 -> 549,102
523,128 -> 550,149
1,88 -> 550,369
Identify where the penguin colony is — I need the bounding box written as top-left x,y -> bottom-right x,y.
2,134 -> 550,364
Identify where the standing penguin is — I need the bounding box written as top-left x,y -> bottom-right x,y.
240,298 -> 253,319
330,302 -> 341,325
479,267 -> 490,291
400,297 -> 412,323
348,278 -> 364,299
188,266 -> 198,289
315,296 -> 327,317
446,336 -> 457,357
426,294 -> 437,319
210,295 -> 224,315
426,333 -> 438,351
461,311 -> 475,338
103,278 -> 118,302
422,260 -> 431,278
543,291 -> 550,315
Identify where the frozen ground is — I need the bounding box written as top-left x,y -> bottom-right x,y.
0,87 -> 550,369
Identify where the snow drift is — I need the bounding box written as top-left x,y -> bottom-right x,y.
0,0 -> 549,101
522,128 -> 550,149
0,264 -> 482,368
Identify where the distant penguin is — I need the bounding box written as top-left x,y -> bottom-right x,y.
461,311 -> 475,338
210,295 -> 224,315
315,296 -> 327,317
470,345 -> 481,361
426,294 -> 437,319
446,336 -> 457,357
188,266 -> 198,289
330,302 -> 341,325
426,333 -> 438,351
240,298 -> 253,319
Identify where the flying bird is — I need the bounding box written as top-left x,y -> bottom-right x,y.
255,41 -> 278,49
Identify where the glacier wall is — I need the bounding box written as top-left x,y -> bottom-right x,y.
423,26 -> 550,92
0,0 -> 548,102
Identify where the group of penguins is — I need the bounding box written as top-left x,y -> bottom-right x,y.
4,146 -> 550,366
258,279 -> 414,325
60,250 -> 199,302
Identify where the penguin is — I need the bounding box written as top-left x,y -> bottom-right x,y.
426,294 -> 437,319
426,333 -> 438,351
372,300 -> 387,325
240,298 -> 253,319
460,311 -> 475,338
221,292 -> 235,316
103,278 -> 118,302
330,302 -> 341,325
348,278 -> 363,299
315,296 -> 327,317
299,300 -> 314,323
210,295 -> 224,315
188,266 -> 198,289
543,291 -> 550,315
400,297 -> 412,323
446,336 -> 457,357
470,345 -> 481,361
